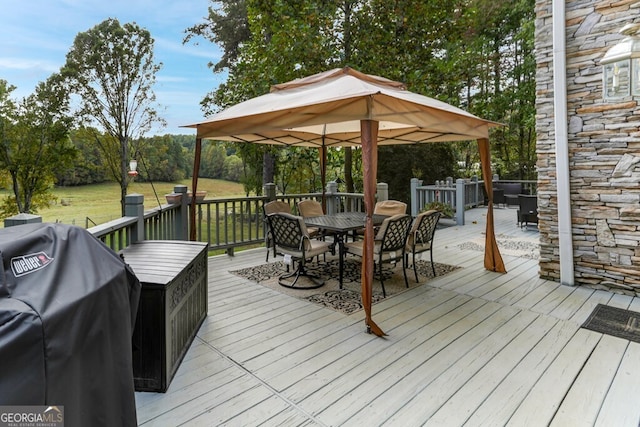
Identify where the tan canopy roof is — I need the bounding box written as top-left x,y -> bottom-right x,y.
186,67 -> 499,146
184,67 -> 505,336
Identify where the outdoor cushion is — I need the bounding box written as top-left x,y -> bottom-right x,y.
374,200 -> 407,216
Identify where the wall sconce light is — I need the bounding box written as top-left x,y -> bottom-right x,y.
602,23 -> 640,100
128,159 -> 138,177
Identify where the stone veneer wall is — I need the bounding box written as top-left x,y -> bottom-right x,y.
535,0 -> 640,295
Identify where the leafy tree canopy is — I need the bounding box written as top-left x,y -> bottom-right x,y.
0,77 -> 76,216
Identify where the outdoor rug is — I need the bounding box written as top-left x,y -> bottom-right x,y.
230,257 -> 460,315
581,304 -> 640,344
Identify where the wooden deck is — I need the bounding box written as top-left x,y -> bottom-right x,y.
135,207 -> 640,426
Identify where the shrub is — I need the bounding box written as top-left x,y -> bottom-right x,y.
422,201 -> 454,218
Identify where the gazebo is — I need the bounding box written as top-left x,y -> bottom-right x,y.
185,67 -> 505,336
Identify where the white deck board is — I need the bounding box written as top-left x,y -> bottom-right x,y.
135,207 -> 640,426
382,308 -> 537,425
425,314 -> 559,426
464,319 -> 580,426
316,299 -> 496,425
594,341 -> 640,427
550,334 -> 629,427
506,328 -> 603,426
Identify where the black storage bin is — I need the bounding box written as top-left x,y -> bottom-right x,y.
0,223 -> 141,427
120,240 -> 208,393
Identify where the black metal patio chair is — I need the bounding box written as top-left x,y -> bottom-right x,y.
263,200 -> 291,262
345,214 -> 412,297
267,212 -> 332,289
405,210 -> 441,282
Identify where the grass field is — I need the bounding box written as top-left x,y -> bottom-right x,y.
26,179 -> 245,227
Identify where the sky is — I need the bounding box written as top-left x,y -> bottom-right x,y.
0,0 -> 226,135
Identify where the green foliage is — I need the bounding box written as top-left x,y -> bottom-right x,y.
200,142 -> 228,179
56,127 -> 110,185
378,144 -> 457,204
224,155 -> 243,181
62,18 -> 164,136
275,147 -> 319,194
56,130 -> 192,186
137,134 -> 189,182
464,0 -> 537,180
234,143 -> 265,194
423,201 -> 454,219
184,0 -> 250,73
0,77 -> 76,216
0,188 -> 58,217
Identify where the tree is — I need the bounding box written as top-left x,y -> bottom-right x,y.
224,154 -> 243,181
137,135 -> 189,182
186,0 -> 345,194
0,77 -> 76,216
56,127 -> 111,186
184,0 -> 250,74
200,142 -> 227,179
378,144 -> 457,203
474,0 -> 536,180
61,18 -> 165,215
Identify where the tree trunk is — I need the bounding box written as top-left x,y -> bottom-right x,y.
263,151 -> 275,189
344,147 -> 354,193
120,137 -> 128,216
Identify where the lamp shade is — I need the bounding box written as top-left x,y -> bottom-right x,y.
602,23 -> 640,99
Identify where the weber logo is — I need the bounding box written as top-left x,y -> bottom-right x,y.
11,252 -> 54,277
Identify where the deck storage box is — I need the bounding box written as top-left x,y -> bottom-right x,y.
0,223 -> 141,427
120,240 -> 208,392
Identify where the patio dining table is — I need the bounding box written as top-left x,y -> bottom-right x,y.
304,212 -> 388,286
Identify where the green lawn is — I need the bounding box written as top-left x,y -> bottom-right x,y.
22,179 -> 245,227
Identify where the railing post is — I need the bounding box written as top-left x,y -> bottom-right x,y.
455,179 -> 465,226
125,193 -> 145,244
471,175 -> 479,206
174,185 -> 188,241
410,178 -> 421,217
4,213 -> 42,228
326,181 -> 338,214
264,183 -> 277,201
377,182 -> 388,202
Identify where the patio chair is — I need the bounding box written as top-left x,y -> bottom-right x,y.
296,199 -> 324,239
493,188 -> 505,208
405,210 -> 441,282
517,194 -> 538,229
345,214 -> 412,297
266,212 -> 332,289
263,200 -> 291,262
354,200 -> 408,239
374,200 -> 407,216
